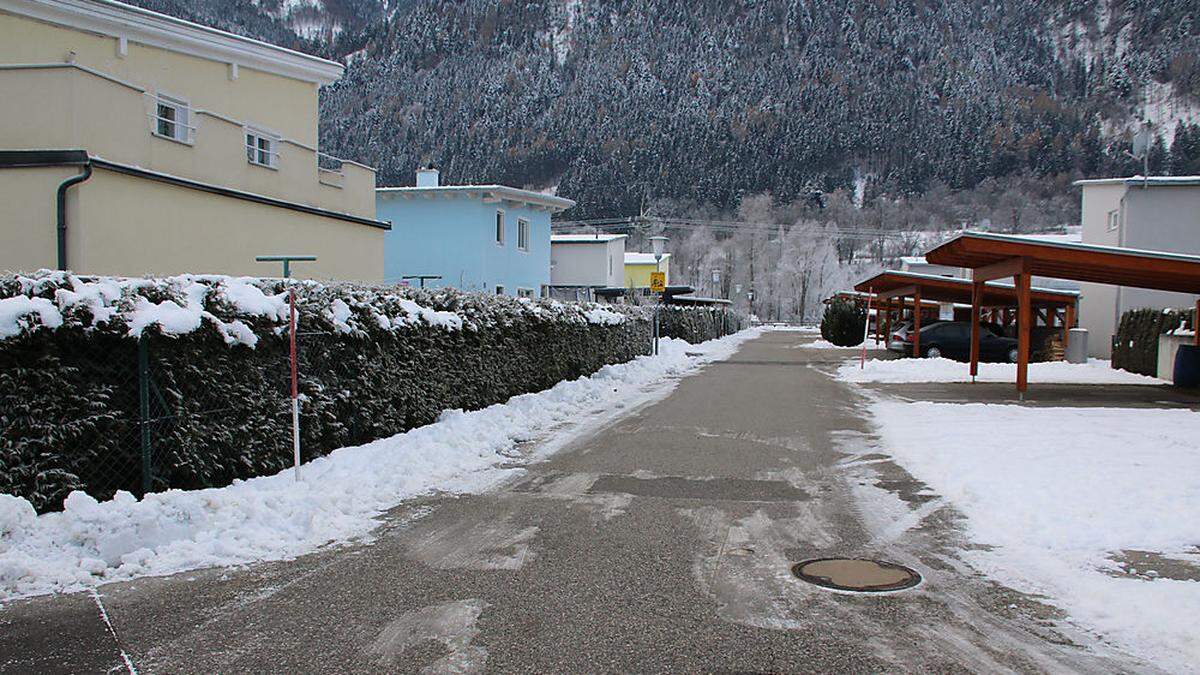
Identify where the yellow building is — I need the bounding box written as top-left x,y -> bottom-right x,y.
624,252 -> 670,289
0,0 -> 386,281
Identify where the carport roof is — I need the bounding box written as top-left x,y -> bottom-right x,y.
854,270 -> 1079,306
925,232 -> 1200,294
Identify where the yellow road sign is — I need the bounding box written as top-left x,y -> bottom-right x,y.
650,272 -> 666,293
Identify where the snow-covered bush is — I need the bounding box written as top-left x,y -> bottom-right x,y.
0,271 -> 741,512
0,271 -> 658,511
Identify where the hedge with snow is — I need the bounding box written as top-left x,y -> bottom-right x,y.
0,271 -> 735,512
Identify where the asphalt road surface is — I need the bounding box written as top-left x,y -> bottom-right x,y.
0,331 -> 1152,673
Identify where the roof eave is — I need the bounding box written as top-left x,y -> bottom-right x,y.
4,0 -> 344,85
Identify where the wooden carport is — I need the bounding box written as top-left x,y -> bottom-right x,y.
926,232 -> 1200,393
853,270 -> 1080,357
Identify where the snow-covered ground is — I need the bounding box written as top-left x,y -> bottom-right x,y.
868,400 -> 1200,671
0,330 -> 759,600
793,339 -> 858,350
839,357 -> 1162,385
760,325 -> 821,333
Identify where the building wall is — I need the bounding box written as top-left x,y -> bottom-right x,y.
624,257 -> 670,288
0,166 -> 384,280
0,11 -> 317,145
378,194 -> 551,295
1079,183 -> 1200,357
0,11 -> 375,218
550,238 -> 625,287
0,165 -> 77,273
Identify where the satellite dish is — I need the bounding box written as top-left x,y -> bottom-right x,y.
1130,124 -> 1153,160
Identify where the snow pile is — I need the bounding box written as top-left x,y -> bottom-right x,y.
839,357 -> 1162,385
869,401 -> 1200,670
0,329 -> 758,600
794,339 -> 857,349
583,307 -> 625,325
0,270 -> 648,345
0,296 -> 62,339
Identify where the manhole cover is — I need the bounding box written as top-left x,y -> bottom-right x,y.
792,558 -> 921,593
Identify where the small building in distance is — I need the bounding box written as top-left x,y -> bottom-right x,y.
624,251 -> 671,293
376,169 -> 575,297
899,256 -> 962,278
548,233 -> 626,301
1074,176 -> 1200,357
0,0 -> 386,280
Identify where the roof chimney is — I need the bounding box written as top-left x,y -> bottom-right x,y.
416,166 -> 440,187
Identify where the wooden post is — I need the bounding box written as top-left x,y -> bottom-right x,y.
1016,272 -> 1031,394
970,282 -> 981,380
912,287 -> 922,357
883,303 -> 892,347
1195,299 -> 1199,347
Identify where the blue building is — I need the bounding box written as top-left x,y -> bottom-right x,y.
376,169 -> 576,296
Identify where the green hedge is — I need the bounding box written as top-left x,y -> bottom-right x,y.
1,274 -> 738,512
658,305 -> 743,344
820,299 -> 865,346
1113,306 -> 1196,376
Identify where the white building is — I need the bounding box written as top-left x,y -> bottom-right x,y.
1075,176 -> 1200,357
899,256 -> 962,278
548,233 -> 626,300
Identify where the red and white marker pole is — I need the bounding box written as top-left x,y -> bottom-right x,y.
860,287 -> 873,369
289,286 -> 300,482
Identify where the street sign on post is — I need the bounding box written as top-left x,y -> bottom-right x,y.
650,272 -> 666,293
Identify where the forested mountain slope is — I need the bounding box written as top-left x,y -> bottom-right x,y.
130,0 -> 1200,217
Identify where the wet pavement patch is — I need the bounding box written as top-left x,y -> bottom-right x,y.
792,558 -> 922,592
588,475 -> 809,502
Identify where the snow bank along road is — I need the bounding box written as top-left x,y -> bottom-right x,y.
0,330 -> 1162,672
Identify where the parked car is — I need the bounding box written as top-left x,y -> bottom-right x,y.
887,319 -> 944,352
904,321 -> 1019,362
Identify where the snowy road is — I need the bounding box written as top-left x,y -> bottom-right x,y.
0,331 -> 1166,672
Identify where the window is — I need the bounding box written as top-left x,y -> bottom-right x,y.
1106,209 -> 1121,232
152,94 -> 193,144
517,288 -> 534,298
495,211 -> 505,245
245,127 -> 279,168
517,218 -> 530,251
495,285 -> 505,295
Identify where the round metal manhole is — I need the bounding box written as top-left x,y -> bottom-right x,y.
791,558 -> 921,593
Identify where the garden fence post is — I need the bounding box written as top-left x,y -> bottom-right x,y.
138,336 -> 151,495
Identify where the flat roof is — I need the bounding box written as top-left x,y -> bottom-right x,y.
855,269 -> 1080,307
5,0 -> 344,84
666,295 -> 732,306
1073,175 -> 1200,187
551,234 -> 626,243
376,184 -> 575,212
625,253 -> 670,264
925,231 -> 1200,294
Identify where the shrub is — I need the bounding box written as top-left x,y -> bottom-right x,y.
1113,306 -> 1192,376
820,299 -> 865,346
0,271 -> 742,511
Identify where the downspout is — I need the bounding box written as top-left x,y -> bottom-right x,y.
55,161 -> 92,271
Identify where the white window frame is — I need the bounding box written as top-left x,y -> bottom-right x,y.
1106,208 -> 1121,232
495,210 -> 505,246
150,92 -> 194,145
495,285 -> 506,295
245,126 -> 280,169
517,288 -> 534,298
517,218 -> 530,252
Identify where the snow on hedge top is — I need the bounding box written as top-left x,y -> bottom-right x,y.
0,270 -> 646,346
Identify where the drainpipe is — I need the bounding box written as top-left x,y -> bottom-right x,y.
56,161 -> 92,270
